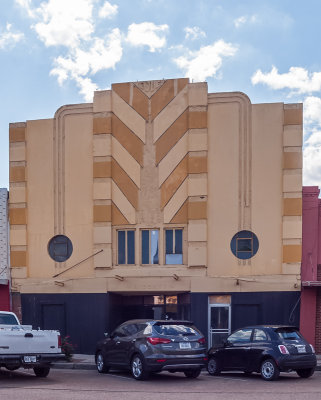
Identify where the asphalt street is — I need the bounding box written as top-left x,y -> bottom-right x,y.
0,368 -> 321,400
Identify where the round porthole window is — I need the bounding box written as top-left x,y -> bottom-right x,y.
48,235 -> 73,262
230,230 -> 259,260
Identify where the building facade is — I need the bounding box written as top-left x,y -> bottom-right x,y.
0,188 -> 10,311
9,79 -> 303,353
300,186 -> 321,352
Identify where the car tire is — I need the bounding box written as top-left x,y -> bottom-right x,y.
207,357 -> 221,376
184,369 -> 201,379
33,367 -> 50,378
260,359 -> 279,381
131,354 -> 149,380
96,352 -> 109,374
296,368 -> 315,378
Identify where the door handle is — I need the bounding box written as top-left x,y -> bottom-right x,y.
132,339 -> 136,343
116,341 -> 120,345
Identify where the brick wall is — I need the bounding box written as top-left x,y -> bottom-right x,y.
316,287 -> 321,353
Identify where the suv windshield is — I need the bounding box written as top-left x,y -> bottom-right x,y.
154,324 -> 198,336
275,328 -> 302,341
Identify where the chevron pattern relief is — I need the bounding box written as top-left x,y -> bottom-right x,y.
93,78 -> 208,267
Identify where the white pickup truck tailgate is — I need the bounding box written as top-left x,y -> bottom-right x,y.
0,329 -> 60,354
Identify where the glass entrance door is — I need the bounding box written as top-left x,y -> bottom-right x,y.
208,304 -> 231,348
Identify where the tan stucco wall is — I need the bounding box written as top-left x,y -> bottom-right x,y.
9,80 -> 302,294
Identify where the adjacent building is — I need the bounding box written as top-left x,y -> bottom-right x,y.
0,188 -> 10,310
9,78 -> 303,353
300,186 -> 321,352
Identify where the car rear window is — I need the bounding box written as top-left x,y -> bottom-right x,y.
275,328 -> 302,341
0,314 -> 18,325
153,324 -> 198,336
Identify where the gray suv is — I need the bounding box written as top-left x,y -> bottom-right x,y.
95,319 -> 207,380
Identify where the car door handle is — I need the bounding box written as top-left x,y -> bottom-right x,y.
116,341 -> 120,345
132,339 -> 136,343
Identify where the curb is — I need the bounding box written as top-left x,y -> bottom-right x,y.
52,363 -> 96,370
52,363 -> 321,372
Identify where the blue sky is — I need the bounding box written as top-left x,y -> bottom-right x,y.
1,0 -> 321,189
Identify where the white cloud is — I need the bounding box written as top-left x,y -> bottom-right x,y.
303,96 -> 321,186
303,142 -> 321,186
184,26 -> 206,40
252,66 -> 321,94
32,0 -> 95,48
14,0 -> 35,18
15,0 -> 123,101
304,96 -> 321,127
50,28 -> 122,99
234,15 -> 257,28
0,23 -> 24,49
173,40 -> 237,82
99,1 -> 118,19
126,22 -> 168,52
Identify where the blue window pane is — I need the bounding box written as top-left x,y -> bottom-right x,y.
166,254 -> 183,264
118,231 -> 125,264
142,230 -> 149,264
127,231 -> 135,264
175,229 -> 183,254
237,238 -> 252,252
151,230 -> 159,264
166,230 -> 173,254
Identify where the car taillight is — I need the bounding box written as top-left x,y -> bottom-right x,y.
58,334 -> 62,348
278,345 -> 289,355
198,337 -> 206,345
147,337 -> 171,345
310,344 -> 315,354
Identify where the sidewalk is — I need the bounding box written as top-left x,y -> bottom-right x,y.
52,354 -> 321,371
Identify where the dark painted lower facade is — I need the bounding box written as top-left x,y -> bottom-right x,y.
21,291 -> 300,354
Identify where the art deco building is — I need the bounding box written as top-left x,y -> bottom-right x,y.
9,78 -> 303,353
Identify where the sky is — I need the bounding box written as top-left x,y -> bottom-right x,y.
1,0 -> 321,189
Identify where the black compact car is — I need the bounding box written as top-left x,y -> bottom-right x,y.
207,325 -> 317,381
95,319 -> 207,380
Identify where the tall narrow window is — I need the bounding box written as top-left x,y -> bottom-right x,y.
165,229 -> 183,264
141,230 -> 159,265
118,230 -> 135,265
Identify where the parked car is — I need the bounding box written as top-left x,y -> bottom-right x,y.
207,325 -> 317,381
95,319 -> 207,380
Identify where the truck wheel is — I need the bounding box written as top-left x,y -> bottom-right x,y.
96,352 -> 109,373
260,359 -> 279,381
5,365 -> 20,371
33,367 -> 50,378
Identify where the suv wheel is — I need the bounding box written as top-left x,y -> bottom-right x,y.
207,357 -> 221,376
184,369 -> 201,379
260,359 -> 279,381
131,354 -> 149,380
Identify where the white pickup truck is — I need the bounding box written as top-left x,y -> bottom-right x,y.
0,311 -> 65,377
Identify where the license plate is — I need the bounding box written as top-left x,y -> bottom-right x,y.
179,342 -> 191,349
297,346 -> 306,354
24,356 -> 37,363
